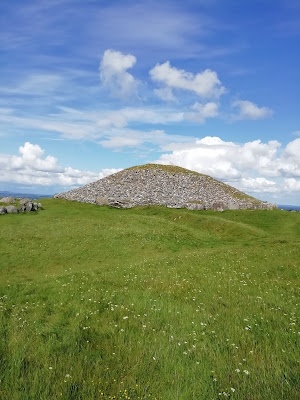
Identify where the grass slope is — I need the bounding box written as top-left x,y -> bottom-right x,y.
0,199 -> 299,400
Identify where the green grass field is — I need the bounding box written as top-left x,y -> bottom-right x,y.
0,199 -> 299,399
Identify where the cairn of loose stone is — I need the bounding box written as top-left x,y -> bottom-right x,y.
54,164 -> 276,211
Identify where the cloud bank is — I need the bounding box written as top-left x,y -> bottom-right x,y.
0,142 -> 120,187
157,136 -> 300,195
1,138 -> 300,204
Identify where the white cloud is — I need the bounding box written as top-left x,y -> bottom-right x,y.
158,136 -> 283,179
158,136 -> 240,179
232,100 -> 273,120
184,102 -> 219,122
0,105 -> 184,142
99,49 -> 138,98
0,74 -> 64,96
150,61 -> 225,98
237,177 -> 278,193
0,142 -> 119,187
154,87 -> 177,102
100,132 -> 144,150
99,129 -> 193,151
284,178 -> 300,191
280,138 -> 300,176
156,136 -> 300,197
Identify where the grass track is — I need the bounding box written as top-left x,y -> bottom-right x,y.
0,199 -> 299,399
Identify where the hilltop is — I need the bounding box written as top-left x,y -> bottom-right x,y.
54,164 -> 274,210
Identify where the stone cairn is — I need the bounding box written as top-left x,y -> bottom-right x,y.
54,164 -> 276,211
0,197 -> 43,215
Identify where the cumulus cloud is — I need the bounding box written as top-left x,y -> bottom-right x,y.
237,177 -> 278,193
232,100 -> 273,120
156,136 -> 300,195
184,102 -> 219,122
99,49 -> 138,98
0,142 -> 120,187
158,136 -> 240,179
284,178 -> 300,191
150,61 -> 225,98
274,138 -> 300,177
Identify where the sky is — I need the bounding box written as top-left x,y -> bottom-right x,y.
0,0 -> 300,205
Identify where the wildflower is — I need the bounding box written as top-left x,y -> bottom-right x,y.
243,370 -> 249,375
123,316 -> 128,320
235,368 -> 240,373
231,388 -> 235,392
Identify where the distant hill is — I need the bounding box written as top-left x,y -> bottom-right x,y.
278,204 -> 300,211
54,163 -> 275,210
0,191 -> 52,200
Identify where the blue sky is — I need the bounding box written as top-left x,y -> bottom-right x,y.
0,0 -> 300,204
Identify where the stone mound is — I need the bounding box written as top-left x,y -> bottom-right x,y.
54,164 -> 275,210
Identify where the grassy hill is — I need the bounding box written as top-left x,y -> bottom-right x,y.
0,199 -> 299,399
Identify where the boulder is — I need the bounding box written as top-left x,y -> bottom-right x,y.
37,203 -> 43,209
185,202 -> 205,210
212,201 -> 228,212
96,196 -> 109,206
6,205 -> 18,214
20,198 -> 31,206
227,201 -> 239,210
0,206 -> 7,214
0,196 -> 15,204
25,202 -> 33,212
107,199 -> 134,209
32,203 -> 38,211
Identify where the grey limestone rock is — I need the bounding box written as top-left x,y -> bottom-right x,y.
96,196 -> 109,206
1,200 -> 43,215
6,205 -> 18,214
107,199 -> 134,209
212,201 -> 228,212
0,197 -> 15,204
185,202 -> 205,211
20,198 -> 31,206
25,202 -> 33,212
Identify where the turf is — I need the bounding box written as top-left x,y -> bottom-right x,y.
0,199 -> 299,399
